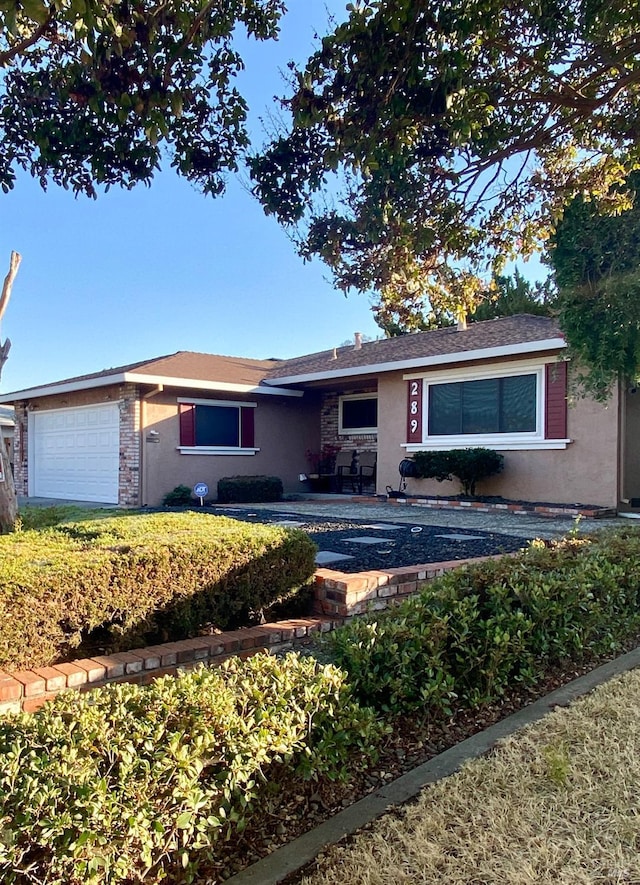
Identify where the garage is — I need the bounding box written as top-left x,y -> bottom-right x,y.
31,404 -> 120,503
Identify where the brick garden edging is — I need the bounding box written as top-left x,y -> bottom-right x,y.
347,495 -> 615,518
0,553 -> 509,716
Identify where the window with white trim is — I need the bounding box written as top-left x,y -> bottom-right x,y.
428,374 -> 537,436
177,398 -> 258,454
338,394 -> 378,434
403,360 -> 569,451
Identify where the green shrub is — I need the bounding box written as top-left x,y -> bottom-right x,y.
217,475 -> 283,504
16,504 -> 92,531
327,529 -> 640,715
0,654 -> 380,884
0,512 -> 316,670
411,447 -> 504,495
408,450 -> 452,484
162,484 -> 194,506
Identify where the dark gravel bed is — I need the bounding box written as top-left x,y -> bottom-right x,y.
212,507 -> 528,573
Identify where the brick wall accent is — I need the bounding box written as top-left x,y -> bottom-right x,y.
118,385 -> 140,506
320,388 -> 378,453
314,554 -> 510,618
386,496 -> 616,518
13,402 -> 28,496
0,552 -> 505,716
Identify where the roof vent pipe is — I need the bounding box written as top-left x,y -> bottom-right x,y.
330,347 -> 338,360
456,308 -> 467,331
354,332 -> 362,350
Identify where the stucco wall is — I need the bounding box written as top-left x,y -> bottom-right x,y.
376,364 -> 620,508
141,389 -> 321,506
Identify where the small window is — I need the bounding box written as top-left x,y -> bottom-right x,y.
339,395 -> 378,434
428,374 -> 537,436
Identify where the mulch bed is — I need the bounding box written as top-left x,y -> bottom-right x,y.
193,633 -> 640,884
211,508 -> 528,573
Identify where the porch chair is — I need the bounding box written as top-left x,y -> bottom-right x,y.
357,451 -> 377,494
334,449 -> 359,493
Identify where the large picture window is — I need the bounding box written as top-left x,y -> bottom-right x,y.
178,399 -> 256,453
428,374 -> 537,436
339,394 -> 378,434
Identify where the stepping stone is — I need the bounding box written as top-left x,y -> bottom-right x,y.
315,551 -> 355,565
435,533 -> 486,541
342,536 -> 391,545
361,524 -> 404,531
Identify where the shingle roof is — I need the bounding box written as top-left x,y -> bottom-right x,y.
267,315 -> 563,381
0,351 -> 280,400
132,351 -> 279,386
0,315 -> 564,403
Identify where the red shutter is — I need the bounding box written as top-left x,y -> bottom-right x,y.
179,403 -> 195,446
407,380 -> 423,443
545,361 -> 567,439
240,407 -> 255,448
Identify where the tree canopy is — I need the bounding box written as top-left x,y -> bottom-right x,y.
250,0 -> 640,328
0,0 -> 284,197
470,269 -> 555,323
548,173 -> 640,398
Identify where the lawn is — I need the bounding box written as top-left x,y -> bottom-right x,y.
300,668 -> 640,885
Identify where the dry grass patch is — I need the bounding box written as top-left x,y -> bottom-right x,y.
302,669 -> 640,885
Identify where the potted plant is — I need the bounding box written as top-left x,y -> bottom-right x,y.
305,445 -> 341,491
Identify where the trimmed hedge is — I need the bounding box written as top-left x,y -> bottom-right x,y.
0,654 -> 380,884
0,512 -> 316,671
327,529 -> 640,714
411,447 -> 504,495
217,475 -> 283,504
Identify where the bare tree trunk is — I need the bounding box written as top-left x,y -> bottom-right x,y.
0,251 -> 21,533
0,442 -> 17,533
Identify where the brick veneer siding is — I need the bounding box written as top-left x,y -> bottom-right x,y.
118,385 -> 140,506
13,402 -> 28,496
320,388 -> 378,453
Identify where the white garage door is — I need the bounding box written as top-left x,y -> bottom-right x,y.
32,404 -> 120,503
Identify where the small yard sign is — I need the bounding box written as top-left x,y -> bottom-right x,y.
193,482 -> 208,506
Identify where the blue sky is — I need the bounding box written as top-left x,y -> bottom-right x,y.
1,0 -> 384,393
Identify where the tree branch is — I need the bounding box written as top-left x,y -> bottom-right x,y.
162,0 -> 217,89
0,252 -> 21,326
0,12 -> 55,67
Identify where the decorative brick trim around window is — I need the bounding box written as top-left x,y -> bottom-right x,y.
320,388 -> 378,453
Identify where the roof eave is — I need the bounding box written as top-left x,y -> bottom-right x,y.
264,338 -> 567,387
0,371 -> 304,404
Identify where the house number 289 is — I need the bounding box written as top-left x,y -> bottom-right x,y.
407,380 -> 423,442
